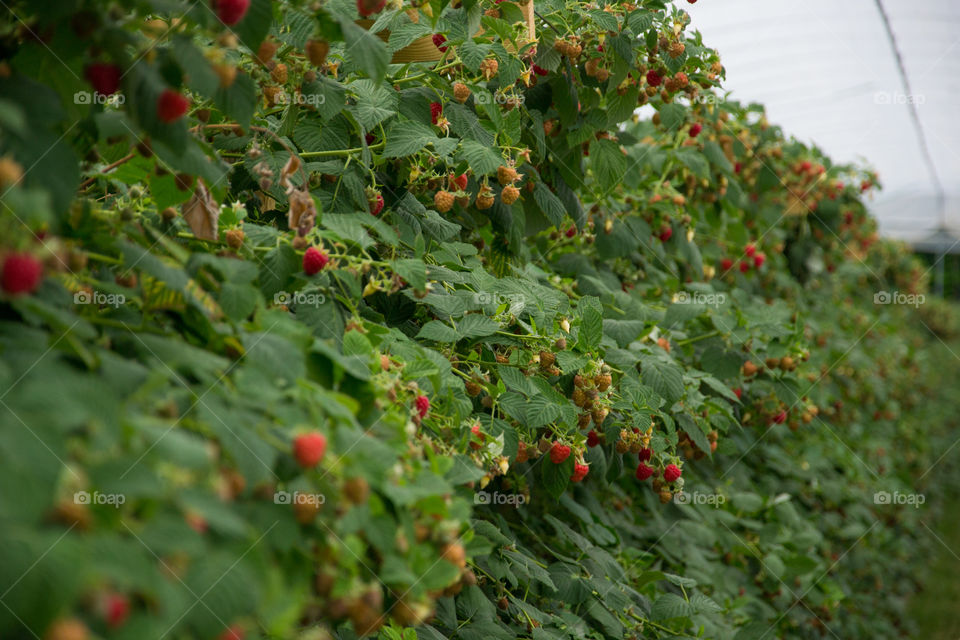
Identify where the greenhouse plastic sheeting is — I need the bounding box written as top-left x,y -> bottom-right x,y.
686,0 -> 960,246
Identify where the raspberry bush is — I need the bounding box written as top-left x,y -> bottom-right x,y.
1,1 -> 957,639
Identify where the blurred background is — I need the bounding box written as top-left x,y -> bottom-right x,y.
686,0 -> 960,294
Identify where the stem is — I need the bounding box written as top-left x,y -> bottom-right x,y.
84,251 -> 122,265
78,152 -> 137,189
675,330 -> 720,346
301,141 -> 386,158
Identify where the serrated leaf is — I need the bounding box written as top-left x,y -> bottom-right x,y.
578,297 -> 603,351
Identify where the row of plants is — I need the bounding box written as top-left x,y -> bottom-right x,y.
1,0 -> 957,639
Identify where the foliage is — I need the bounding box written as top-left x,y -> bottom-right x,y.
0,1 -> 957,639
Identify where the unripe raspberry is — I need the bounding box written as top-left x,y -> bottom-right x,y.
434,190 -> 454,213
497,165 -> 519,185
369,192 -> 384,216
453,82 -> 471,103
270,63 -> 288,83
305,39 -> 330,67
480,58 -> 499,80
501,185 -> 520,205
225,228 -> 244,249
475,186 -> 495,210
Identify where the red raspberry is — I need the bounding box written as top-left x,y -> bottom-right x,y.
469,423 -> 485,450
302,246 -> 329,275
570,462 -> 589,483
586,430 -> 600,448
102,592 -> 130,629
688,123 -> 702,138
157,89 -> 189,123
549,442 -> 571,464
744,243 -> 756,257
635,462 -> 654,481
430,102 -> 443,125
734,162 -> 742,174
754,252 -> 766,268
720,257 -> 734,271
218,624 -> 245,640
293,432 -> 327,468
565,226 -> 577,238
733,387 -> 742,400
85,62 -> 122,95
1,253 -> 42,295
215,0 -> 250,25
799,161 -> 812,173
357,0 -> 386,16
637,447 -> 652,463
739,261 -> 750,273
772,410 -> 787,424
369,193 -> 384,216
532,64 -> 548,76
432,33 -> 448,52
415,394 -> 430,418
452,173 -> 468,191
365,133 -> 376,145
658,227 -> 672,242
646,70 -> 662,87
663,464 -> 681,483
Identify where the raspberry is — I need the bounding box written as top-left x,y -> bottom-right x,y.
102,592 -> 130,629
225,228 -> 245,249
476,186 -> 495,210
370,193 -> 384,216
305,39 -> 330,67
218,624 -> 246,640
635,462 -> 654,481
515,441 -> 530,463
549,442 -> 571,464
689,123 -> 702,138
754,252 -> 766,268
293,432 -> 327,468
430,102 -> 443,125
453,82 -> 471,103
434,190 -> 454,213
44,618 -> 89,640
302,246 -> 329,275
497,165 -> 518,185
1,252 -> 42,295
570,462 -> 589,482
565,226 -> 577,238
451,173 -> 468,191
415,394 -> 430,418
772,410 -> 787,424
480,58 -> 499,80
469,423 -> 485,449
357,0 -> 386,16
720,257 -> 734,271
157,89 -> 189,123
734,162 -> 742,174
270,63 -> 288,84
595,373 -> 612,391
587,430 -> 600,447
744,243 -> 756,257
501,185 -> 520,205
646,69 -> 662,87
432,33 -> 448,52
674,72 -> 689,88
658,226 -> 672,242
734,387 -> 742,399
85,62 -> 122,95
637,447 -> 652,462
667,41 -> 685,58
532,64 -> 548,76
739,261 -> 750,273
215,0 -> 250,25
663,464 -> 681,483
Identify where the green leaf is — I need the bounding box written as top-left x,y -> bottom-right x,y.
352,79 -> 398,130
232,0 -> 273,52
589,139 -> 626,193
533,182 -> 566,228
342,21 -> 389,81
457,140 -> 502,176
640,356 -> 684,404
659,103 -> 687,131
382,118 -> 437,158
578,297 -> 603,351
